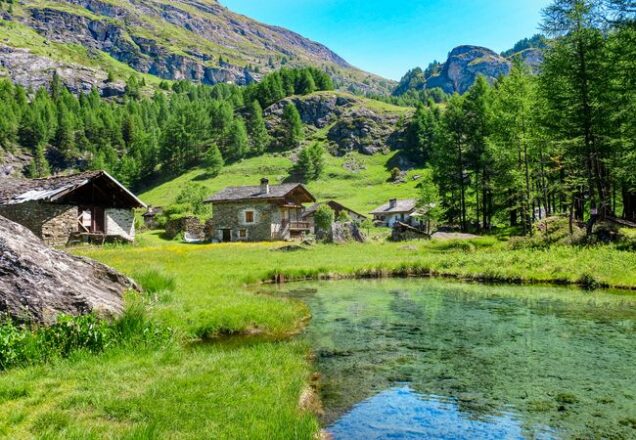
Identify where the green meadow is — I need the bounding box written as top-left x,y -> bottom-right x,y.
1,231 -> 636,438
140,151 -> 427,216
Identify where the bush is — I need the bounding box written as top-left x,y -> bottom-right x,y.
508,216 -> 586,249
0,322 -> 27,369
314,205 -> 334,239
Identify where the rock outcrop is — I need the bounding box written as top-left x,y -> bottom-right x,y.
265,92 -> 410,155
394,45 -> 545,96
426,46 -> 512,94
0,215 -> 133,324
0,45 -> 126,97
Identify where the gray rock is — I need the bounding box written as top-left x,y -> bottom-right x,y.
0,215 -> 134,324
427,45 -> 512,94
265,93 -> 408,155
329,222 -> 365,244
0,44 -> 125,96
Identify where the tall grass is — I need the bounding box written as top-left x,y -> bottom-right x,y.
0,290 -> 172,371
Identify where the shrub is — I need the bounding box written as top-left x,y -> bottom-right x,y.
38,314 -> 111,359
314,205 -> 334,239
0,321 -> 27,369
578,273 -> 602,291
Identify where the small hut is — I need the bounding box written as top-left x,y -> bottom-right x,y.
0,170 -> 146,246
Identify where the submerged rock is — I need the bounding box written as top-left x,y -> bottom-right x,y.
0,215 -> 133,324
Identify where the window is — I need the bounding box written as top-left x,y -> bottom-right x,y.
238,229 -> 248,240
244,210 -> 255,224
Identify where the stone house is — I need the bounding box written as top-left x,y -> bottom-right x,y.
370,199 -> 419,227
301,200 -> 367,232
0,171 -> 146,247
204,178 -> 315,242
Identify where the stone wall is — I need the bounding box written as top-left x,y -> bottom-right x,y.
0,201 -> 78,247
105,208 -> 135,241
208,202 -> 281,242
164,216 -> 205,239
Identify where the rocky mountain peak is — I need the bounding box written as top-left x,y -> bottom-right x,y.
427,45 -> 511,94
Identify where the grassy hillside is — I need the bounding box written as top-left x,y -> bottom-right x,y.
140,90 -> 420,212
141,151 -> 428,214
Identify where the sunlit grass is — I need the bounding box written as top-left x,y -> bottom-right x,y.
1,234 -> 636,438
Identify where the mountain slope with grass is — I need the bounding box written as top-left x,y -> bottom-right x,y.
141,150 -> 427,215
0,0 -> 393,95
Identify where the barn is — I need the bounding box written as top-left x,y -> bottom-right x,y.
0,170 -> 146,246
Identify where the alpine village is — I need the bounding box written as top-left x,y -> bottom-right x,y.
0,1 -> 635,439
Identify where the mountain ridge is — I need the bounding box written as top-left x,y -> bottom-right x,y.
0,0 -> 394,95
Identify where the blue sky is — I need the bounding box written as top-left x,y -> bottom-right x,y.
219,0 -> 551,80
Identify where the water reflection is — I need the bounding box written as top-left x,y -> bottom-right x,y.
278,279 -> 636,439
328,386 -> 555,440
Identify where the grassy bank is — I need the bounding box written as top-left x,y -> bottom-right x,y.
1,234 -> 636,438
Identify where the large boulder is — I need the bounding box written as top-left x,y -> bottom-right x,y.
0,215 -> 133,324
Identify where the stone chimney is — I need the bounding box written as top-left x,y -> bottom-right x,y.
260,178 -> 270,195
389,199 -> 397,209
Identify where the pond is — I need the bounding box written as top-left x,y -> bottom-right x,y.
275,279 -> 636,440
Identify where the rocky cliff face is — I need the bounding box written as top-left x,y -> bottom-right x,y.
0,44 -> 126,96
426,46 -> 512,94
0,0 -> 391,95
264,92 -> 410,155
395,44 -> 545,96
0,215 -> 133,324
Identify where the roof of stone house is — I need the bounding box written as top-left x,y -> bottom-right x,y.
369,199 -> 418,215
205,183 -> 315,204
302,200 -> 367,219
143,206 -> 164,217
0,170 -> 146,208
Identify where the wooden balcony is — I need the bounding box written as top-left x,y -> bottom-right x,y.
283,221 -> 312,231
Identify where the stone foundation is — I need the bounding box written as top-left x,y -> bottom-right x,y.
0,201 -> 77,247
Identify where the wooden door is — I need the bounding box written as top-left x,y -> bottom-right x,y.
222,229 -> 232,242
92,207 -> 105,233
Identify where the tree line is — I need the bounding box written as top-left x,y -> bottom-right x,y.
405,0 -> 635,232
0,67 -> 332,188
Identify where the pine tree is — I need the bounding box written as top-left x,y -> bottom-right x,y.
404,104 -> 438,164
225,117 -> 249,162
54,108 -> 76,159
294,142 -> 325,181
282,103 -> 303,150
295,69 -> 316,95
540,0 -> 611,229
432,94 -> 468,230
27,144 -> 51,178
125,75 -> 141,100
247,100 -> 271,154
0,100 -> 18,150
463,75 -> 494,230
204,143 -> 224,176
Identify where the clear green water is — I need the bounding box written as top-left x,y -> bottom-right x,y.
276,279 -> 636,439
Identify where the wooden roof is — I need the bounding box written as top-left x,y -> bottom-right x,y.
370,199 -> 418,215
0,171 -> 146,209
205,183 -> 315,204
